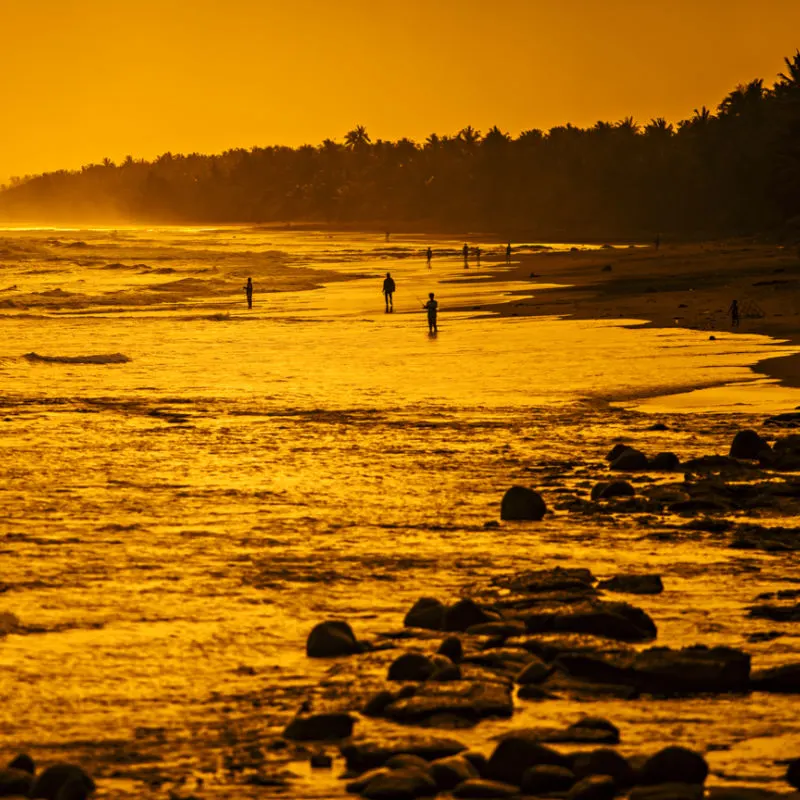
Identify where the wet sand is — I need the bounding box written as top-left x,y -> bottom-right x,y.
461,241 -> 800,388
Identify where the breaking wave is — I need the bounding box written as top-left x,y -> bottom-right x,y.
23,352 -> 131,364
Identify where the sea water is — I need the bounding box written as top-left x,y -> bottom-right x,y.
1,227 -> 799,797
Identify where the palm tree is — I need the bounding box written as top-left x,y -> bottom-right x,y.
458,125 -> 481,147
778,50 -> 800,89
344,125 -> 371,151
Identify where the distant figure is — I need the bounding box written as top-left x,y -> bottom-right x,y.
462,243 -> 469,267
385,231 -> 390,242
475,246 -> 481,266
383,271 -> 396,313
424,292 -> 438,333
244,277 -> 253,309
506,242 -> 512,263
426,246 -> 433,266
655,232 -> 661,251
728,299 -> 740,328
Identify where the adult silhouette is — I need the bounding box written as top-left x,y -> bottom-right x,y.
382,272 -> 396,312
244,277 -> 253,309
424,292 -> 438,333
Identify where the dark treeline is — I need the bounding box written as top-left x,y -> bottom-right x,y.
2,51 -> 800,238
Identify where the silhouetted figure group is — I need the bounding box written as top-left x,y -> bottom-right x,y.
383,272 -> 396,312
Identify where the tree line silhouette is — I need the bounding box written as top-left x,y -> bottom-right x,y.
2,51 -> 799,239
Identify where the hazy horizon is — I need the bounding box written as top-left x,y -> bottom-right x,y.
2,0 -> 800,184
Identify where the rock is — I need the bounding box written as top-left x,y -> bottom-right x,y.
607,444 -> 630,461
381,681 -> 513,725
610,448 -> 649,471
385,754 -> 433,771
500,486 -> 547,521
340,737 -> 467,772
647,423 -> 669,431
438,636 -> 463,663
748,603 -> 800,622
463,752 -> 488,776
555,645 -> 749,694
486,733 -> 569,784
310,752 -> 333,768
0,767 -> 34,797
515,657 -> 551,684
630,784 -> 704,800
787,758 -> 800,789
567,717 -> 620,745
283,712 -> 355,741
389,653 -> 437,681
30,765 -> 95,800
523,600 -> 657,642
405,598 -> 446,631
765,412 -> 800,428
361,767 -> 438,799
517,684 -> 558,700
364,690 -> 397,717
651,452 -> 681,471
681,455 -> 741,472
592,481 -> 635,500
572,748 -> 635,785
750,662 -> 800,692
568,775 -> 616,800
466,620 -> 526,637
306,620 -> 361,658
668,498 -> 730,514
522,764 -> 577,793
430,664 -> 462,682
775,434 -> 800,454
639,746 -> 708,785
444,599 -> 496,632
429,756 -> 479,790
452,779 -> 520,798
346,767 -> 391,793
598,574 -> 664,595
7,755 -> 34,774
730,429 -> 771,460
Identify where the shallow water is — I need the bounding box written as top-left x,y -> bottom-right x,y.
1,227 -> 800,797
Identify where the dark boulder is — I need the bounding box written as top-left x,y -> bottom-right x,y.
452,779 -> 519,798
364,690 -> 397,717
521,764 -> 577,793
361,767 -> 438,799
306,620 -> 361,658
485,733 -> 569,785
515,657 -> 551,684
750,662 -> 800,692
606,443 -> 630,462
748,603 -> 800,622
567,775 -> 617,800
630,784 -> 705,800
500,486 -> 547,521
524,600 -> 657,642
598,574 -> 663,595
7,755 -> 34,774
647,423 -> 669,431
30,765 -> 95,800
592,481 -> 635,501
438,636 -> 463,663
444,599 -> 496,632
381,681 -> 513,725
0,767 -> 34,797
640,747 -> 708,785
730,429 -> 771,460
405,598 -> 446,631
566,717 -> 620,745
389,652 -> 437,682
282,711 -> 355,741
340,736 -> 467,773
787,758 -> 800,789
429,756 -> 479,790
651,452 -> 681,471
572,748 -> 635,785
610,448 -> 649,471
385,754 -> 433,771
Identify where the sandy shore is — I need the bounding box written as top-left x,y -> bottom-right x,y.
460,241 -> 800,388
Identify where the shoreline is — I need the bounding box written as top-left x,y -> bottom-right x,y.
451,241 -> 800,390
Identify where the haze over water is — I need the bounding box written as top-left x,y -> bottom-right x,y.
1,227 -> 800,797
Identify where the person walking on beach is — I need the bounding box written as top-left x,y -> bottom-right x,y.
462,243 -> 469,267
382,272 -> 396,313
506,242 -> 512,263
426,246 -> 433,267
424,292 -> 438,334
244,277 -> 253,309
728,299 -> 740,328
475,246 -> 481,266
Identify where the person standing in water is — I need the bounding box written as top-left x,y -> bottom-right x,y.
475,246 -> 481,266
426,246 -> 433,267
382,272 -> 396,313
506,242 -> 512,263
728,299 -> 740,328
424,292 -> 438,334
462,243 -> 469,267
244,277 -> 253,309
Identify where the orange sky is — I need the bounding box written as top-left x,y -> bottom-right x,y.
2,0 -> 799,183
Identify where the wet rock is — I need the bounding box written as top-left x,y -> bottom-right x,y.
30,765 -> 95,800
283,711 -> 355,741
509,632 -> 633,662
647,423 -> 669,431
389,652 -> 437,681
445,599 -> 497,632
517,684 -> 558,700
607,443 -> 630,462
381,680 -> 513,725
361,767 -> 438,799
668,498 -> 730,514
7,755 -> 34,774
485,734 -> 569,784
385,754 -> 433,771
568,774 -> 617,800
347,767 -> 392,793
566,717 -> 620,745
0,766 -> 34,797
429,756 -> 479,790
522,764 -> 577,793
364,690 -> 397,717
452,779 -> 519,798
515,657 -> 551,684
787,758 -> 800,789
555,645 -> 749,694
466,620 -> 526,637
630,784 -> 704,800
341,737 -> 467,773
748,602 -> 800,622
681,455 -> 740,472
571,748 -> 635,785
310,751 -> 333,768
610,448 -> 649,471
765,412 -> 800,428
500,486 -> 547,521
775,434 -> 800,454
405,598 -> 446,631
750,662 -> 800,692
730,429 -> 771,460
730,524 -> 800,552
307,620 -> 362,658
592,480 -> 635,500
523,599 -> 657,642
438,636 -> 463,663
651,452 -> 681,471
640,746 -> 708,785
598,574 -> 663,595
463,752 -> 488,776
429,664 -> 462,682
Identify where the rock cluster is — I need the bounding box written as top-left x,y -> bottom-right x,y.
0,755 -> 94,800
